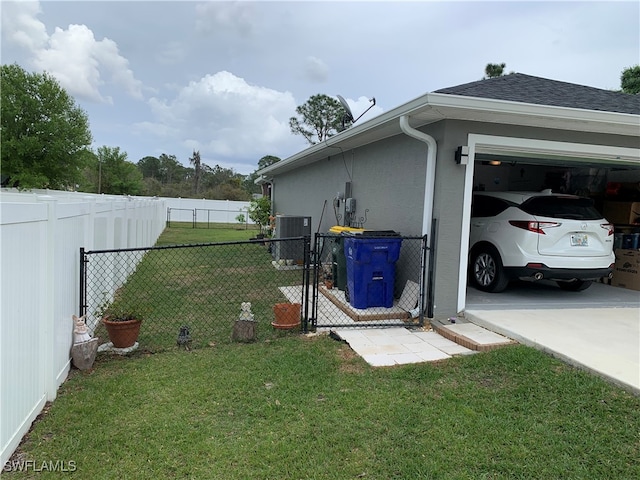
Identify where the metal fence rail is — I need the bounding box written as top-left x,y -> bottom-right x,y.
81,237 -> 310,352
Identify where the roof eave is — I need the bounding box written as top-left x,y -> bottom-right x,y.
258,93 -> 639,177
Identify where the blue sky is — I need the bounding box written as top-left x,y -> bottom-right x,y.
2,0 -> 638,174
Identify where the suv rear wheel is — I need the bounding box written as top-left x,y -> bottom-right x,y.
470,246 -> 509,293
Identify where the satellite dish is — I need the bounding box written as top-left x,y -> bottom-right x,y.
337,94 -> 355,123
336,95 -> 376,131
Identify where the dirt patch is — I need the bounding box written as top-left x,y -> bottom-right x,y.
337,344 -> 365,374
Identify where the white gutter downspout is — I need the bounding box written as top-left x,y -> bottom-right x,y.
399,116 -> 437,236
400,115 -> 437,318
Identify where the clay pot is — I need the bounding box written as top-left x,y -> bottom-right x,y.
271,303 -> 301,330
103,318 -> 142,348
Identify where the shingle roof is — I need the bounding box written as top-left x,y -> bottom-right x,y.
434,73 -> 640,115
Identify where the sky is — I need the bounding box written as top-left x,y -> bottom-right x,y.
2,1 -> 638,175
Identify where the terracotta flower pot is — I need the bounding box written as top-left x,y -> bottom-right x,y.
271,303 -> 301,330
103,318 -> 142,348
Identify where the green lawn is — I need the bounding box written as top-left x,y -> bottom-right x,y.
6,341 -> 640,479
6,226 -> 640,479
155,222 -> 260,246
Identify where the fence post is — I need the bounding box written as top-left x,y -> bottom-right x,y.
83,196 -> 96,252
37,195 -> 59,401
427,219 -> 438,319
79,248 -> 87,318
302,236 -> 311,332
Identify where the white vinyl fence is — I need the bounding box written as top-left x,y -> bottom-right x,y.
0,189 -> 166,466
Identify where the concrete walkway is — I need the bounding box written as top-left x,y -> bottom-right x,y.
333,323 -> 515,367
466,308 -> 640,395
332,307 -> 639,395
333,327 -> 475,366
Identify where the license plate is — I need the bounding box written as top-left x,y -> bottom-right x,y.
570,234 -> 588,246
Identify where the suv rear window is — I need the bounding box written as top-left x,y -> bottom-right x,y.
471,195 -> 514,217
520,196 -> 602,220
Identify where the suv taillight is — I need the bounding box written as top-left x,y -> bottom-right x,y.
509,220 -> 561,235
601,223 -> 614,236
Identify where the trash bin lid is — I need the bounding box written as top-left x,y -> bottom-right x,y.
343,229 -> 400,237
329,226 -> 365,234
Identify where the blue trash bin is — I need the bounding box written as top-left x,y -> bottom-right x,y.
344,231 -> 402,309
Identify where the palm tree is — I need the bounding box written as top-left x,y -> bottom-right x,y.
190,150 -> 202,195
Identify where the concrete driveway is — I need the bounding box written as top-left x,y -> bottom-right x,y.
465,282 -> 640,394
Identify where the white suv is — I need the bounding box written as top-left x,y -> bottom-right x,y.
468,190 -> 615,293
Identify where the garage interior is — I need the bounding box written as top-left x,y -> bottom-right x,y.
465,156 -> 640,310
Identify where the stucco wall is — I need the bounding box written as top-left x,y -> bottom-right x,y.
271,135 -> 428,235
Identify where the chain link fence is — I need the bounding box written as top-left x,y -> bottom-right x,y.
80,233 -> 430,353
166,207 -> 256,230
81,237 -> 310,352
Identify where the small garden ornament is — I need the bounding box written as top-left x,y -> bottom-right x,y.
177,325 -> 192,350
232,302 -> 257,342
71,315 -> 99,370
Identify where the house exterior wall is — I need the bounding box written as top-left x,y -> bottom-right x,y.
270,118 -> 639,320
270,135 -> 428,235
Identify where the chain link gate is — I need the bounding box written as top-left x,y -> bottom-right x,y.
309,233 -> 431,330
79,237 -> 312,352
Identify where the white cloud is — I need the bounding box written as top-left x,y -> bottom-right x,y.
0,1 -> 48,51
91,34 -> 143,100
33,24 -> 109,103
2,1 -> 142,103
140,71 -> 302,165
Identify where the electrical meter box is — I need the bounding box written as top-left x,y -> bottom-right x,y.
345,198 -> 356,213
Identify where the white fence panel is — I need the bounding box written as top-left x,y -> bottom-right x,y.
0,189 -> 166,466
0,203 -> 48,470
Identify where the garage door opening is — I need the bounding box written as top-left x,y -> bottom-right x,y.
458,134 -> 640,312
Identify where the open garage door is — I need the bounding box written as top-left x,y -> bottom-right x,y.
458,134 -> 640,312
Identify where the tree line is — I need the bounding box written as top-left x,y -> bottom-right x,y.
2,63 -> 638,197
0,64 -> 278,199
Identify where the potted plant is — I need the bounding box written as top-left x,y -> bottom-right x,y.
98,299 -> 146,349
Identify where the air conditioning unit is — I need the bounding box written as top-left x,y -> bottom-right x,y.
273,215 -> 311,263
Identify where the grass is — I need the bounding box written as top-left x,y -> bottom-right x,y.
6,342 -> 640,479
155,222 -> 260,246
7,226 -> 640,478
